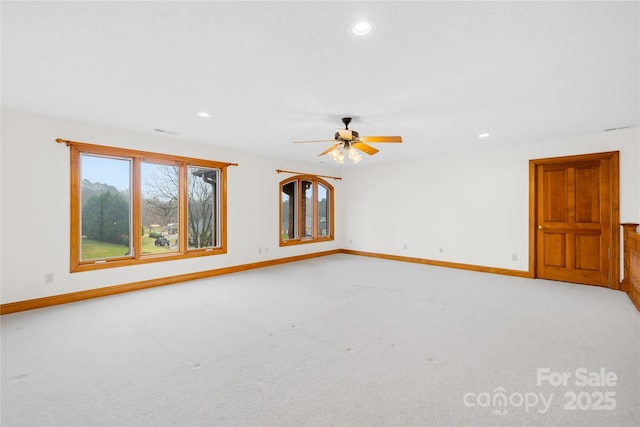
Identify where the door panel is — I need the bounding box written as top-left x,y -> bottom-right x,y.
575,166 -> 600,223
535,157 -> 613,287
574,233 -> 600,270
544,233 -> 566,267
543,168 -> 568,222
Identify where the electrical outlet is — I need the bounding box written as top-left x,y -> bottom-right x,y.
439,248 -> 444,253
403,243 -> 408,250
44,273 -> 54,283
512,254 -> 518,261
258,248 -> 262,254
349,239 -> 352,244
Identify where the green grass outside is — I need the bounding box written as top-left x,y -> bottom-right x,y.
81,238 -> 129,260
82,235 -> 177,260
141,235 -> 177,255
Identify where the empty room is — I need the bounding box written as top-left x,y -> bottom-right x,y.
1,1 -> 639,426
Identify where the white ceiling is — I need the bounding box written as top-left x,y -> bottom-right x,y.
2,1 -> 638,166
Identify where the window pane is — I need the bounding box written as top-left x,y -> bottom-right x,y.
141,162 -> 179,254
281,181 -> 297,241
302,180 -> 313,239
318,183 -> 329,237
80,154 -> 132,260
188,166 -> 219,249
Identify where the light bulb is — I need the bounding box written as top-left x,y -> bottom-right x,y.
348,147 -> 358,160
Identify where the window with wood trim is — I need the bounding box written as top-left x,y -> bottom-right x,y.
280,175 -> 333,245
64,140 -> 230,272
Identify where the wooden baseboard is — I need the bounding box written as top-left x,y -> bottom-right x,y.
341,249 -> 533,278
0,248 -> 558,315
0,249 -> 534,314
5,249 -> 634,316
0,249 -> 340,315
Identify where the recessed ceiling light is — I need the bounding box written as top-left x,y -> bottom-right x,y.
197,111 -> 211,118
478,132 -> 491,138
352,20 -> 374,37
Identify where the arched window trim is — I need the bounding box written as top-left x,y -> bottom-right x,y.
279,174 -> 334,246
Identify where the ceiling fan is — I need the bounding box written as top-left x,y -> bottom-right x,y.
293,117 -> 402,164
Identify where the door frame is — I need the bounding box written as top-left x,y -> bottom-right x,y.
528,151 -> 620,288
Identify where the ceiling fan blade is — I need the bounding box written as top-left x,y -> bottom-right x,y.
337,129 -> 353,140
352,142 -> 379,155
293,139 -> 338,143
318,143 -> 341,156
359,136 -> 403,143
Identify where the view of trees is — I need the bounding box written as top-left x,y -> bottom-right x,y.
75,149 -> 227,267
81,165 -> 218,255
188,166 -> 216,248
141,163 -> 179,236
280,182 -> 328,240
282,198 -> 328,220
81,180 -> 130,246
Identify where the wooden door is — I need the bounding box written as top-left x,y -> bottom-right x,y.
532,152 -> 619,288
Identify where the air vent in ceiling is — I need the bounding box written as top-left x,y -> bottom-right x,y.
604,126 -> 631,132
153,128 -> 176,135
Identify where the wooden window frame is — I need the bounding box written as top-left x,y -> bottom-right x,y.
279,175 -> 334,246
65,141 -> 229,272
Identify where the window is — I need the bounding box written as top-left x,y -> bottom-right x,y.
80,154 -> 132,261
66,141 -> 230,271
280,175 -> 333,245
187,166 -> 219,249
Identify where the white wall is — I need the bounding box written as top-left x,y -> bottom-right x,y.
2,109 -> 638,305
341,128 -> 639,271
0,110 -> 344,303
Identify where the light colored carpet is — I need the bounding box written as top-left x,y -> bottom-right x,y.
2,254 -> 639,426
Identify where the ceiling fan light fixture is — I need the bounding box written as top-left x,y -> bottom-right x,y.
348,147 -> 362,163
293,117 -> 401,164
327,146 -> 364,165
328,147 -> 346,164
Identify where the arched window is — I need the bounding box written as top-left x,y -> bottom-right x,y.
280,175 -> 334,245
